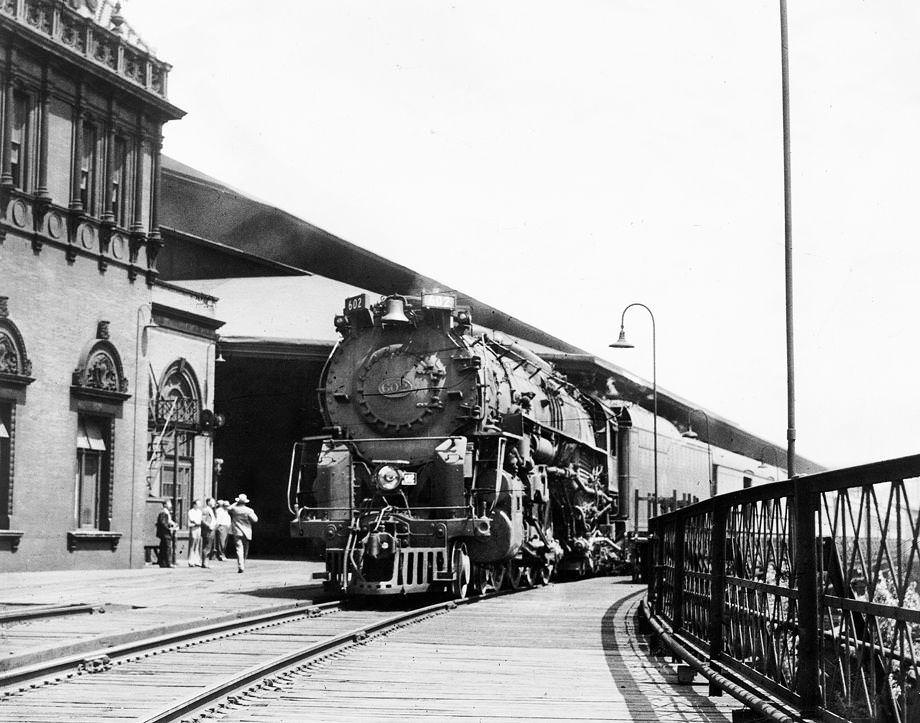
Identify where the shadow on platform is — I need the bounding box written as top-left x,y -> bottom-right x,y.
601,590 -> 730,722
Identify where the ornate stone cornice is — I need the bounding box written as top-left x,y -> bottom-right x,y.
0,0 -> 183,119
71,322 -> 130,403
2,190 -> 156,282
0,297 -> 34,389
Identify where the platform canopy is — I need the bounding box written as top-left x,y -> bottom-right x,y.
158,156 -> 582,355
159,155 -> 821,474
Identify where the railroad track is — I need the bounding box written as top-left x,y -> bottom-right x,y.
0,592 -> 502,723
0,599 -> 347,722
0,603 -> 98,624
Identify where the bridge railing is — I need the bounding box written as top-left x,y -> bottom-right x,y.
648,453 -> 920,722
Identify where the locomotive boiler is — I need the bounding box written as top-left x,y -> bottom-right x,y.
289,292 -> 622,596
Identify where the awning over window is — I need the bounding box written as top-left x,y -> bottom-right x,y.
0,420 -> 8,439
77,418 -> 106,451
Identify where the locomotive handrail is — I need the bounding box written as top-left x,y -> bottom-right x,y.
286,442 -> 302,516
297,505 -> 473,518
331,435 -> 467,443
647,452 -> 920,722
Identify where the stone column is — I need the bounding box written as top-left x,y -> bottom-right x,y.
130,114 -> 143,231
0,69 -> 13,188
69,91 -> 84,211
100,104 -> 115,223
149,133 -> 161,231
35,67 -> 50,200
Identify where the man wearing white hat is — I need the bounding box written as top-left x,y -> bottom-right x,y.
228,494 -> 259,573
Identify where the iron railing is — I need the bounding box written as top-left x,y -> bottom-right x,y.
148,397 -> 200,429
649,453 -> 920,722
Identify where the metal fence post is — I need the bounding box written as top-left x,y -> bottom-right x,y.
651,517 -> 664,615
648,516 -> 658,613
708,501 -> 727,696
795,477 -> 819,715
673,516 -> 685,631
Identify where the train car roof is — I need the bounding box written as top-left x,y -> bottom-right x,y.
542,352 -> 824,475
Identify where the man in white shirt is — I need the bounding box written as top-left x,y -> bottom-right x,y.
229,494 -> 259,573
187,499 -> 203,567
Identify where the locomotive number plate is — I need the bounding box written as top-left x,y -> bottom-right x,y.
344,294 -> 366,313
378,377 -> 413,398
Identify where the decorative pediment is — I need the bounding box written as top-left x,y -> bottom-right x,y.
71,321 -> 130,403
0,296 -> 35,390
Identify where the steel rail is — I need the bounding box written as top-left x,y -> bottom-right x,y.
0,599 -> 342,692
0,603 -> 97,623
640,599 -> 797,723
139,594 -> 491,723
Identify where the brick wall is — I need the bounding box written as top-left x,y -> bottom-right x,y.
1,229 -> 151,571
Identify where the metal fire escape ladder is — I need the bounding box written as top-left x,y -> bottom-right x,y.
147,398 -> 179,479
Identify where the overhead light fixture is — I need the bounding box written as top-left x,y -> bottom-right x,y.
609,326 -> 634,349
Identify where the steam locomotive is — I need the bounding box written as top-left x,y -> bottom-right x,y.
288,292 -> 772,597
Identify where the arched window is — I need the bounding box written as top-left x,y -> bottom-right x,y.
157,359 -> 201,427
0,296 -> 34,535
70,321 -> 129,533
148,359 -> 201,526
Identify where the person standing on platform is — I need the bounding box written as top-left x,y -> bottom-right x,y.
213,500 -> 231,561
187,499 -> 203,567
229,494 -> 258,573
155,500 -> 177,568
200,497 -> 217,568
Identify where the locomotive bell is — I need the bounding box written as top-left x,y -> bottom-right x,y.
381,296 -> 411,325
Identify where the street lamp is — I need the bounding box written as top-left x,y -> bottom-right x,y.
758,445 -> 781,481
682,409 -> 713,497
610,303 -> 657,518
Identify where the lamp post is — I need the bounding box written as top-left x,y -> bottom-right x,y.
758,445 -> 781,481
780,0 -> 796,477
682,409 -> 713,497
610,303 -> 657,518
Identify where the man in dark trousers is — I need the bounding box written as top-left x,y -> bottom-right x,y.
155,500 -> 177,568
228,494 -> 258,573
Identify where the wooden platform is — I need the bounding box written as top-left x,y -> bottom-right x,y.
227,577 -> 739,722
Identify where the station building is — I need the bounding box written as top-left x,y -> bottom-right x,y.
0,1 -> 222,571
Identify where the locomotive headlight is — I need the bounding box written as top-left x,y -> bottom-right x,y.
375,465 -> 401,492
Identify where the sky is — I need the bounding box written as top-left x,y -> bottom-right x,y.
125,0 -> 920,470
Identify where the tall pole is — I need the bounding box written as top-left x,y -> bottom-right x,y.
689,409 -> 713,497
781,7 -> 817,714
612,303 -> 657,518
780,0 -> 796,476
651,320 -> 657,517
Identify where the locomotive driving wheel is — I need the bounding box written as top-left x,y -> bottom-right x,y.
450,542 -> 471,599
535,560 -> 554,586
507,559 -> 532,590
490,561 -> 507,591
